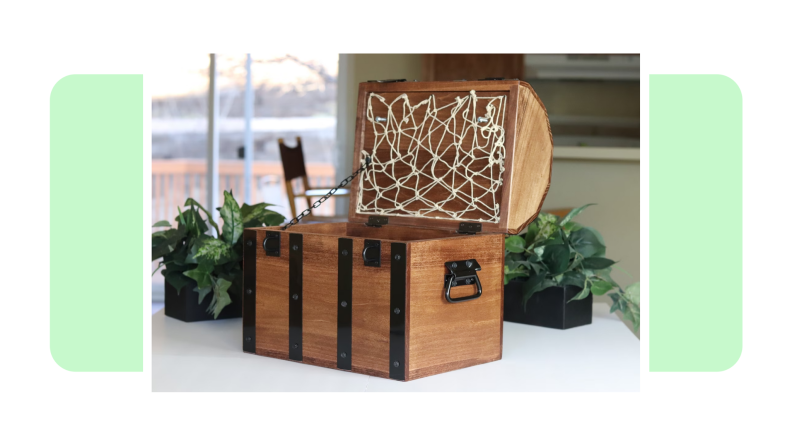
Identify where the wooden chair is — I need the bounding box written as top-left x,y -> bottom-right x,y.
278,137 -> 350,221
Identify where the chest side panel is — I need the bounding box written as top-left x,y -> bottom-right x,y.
351,238 -> 392,378
358,91 -> 510,224
301,234 -> 339,368
256,233 -> 290,359
407,234 -> 504,380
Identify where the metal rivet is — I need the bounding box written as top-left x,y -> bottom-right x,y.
342,250 -> 348,256
393,361 -> 400,368
466,260 -> 473,267
292,245 -> 299,251
340,352 -> 347,358
394,254 -> 401,260
341,301 -> 347,308
394,308 -> 400,315
451,262 -> 458,269
293,343 -> 299,349
466,278 -> 472,285
245,336 -> 251,342
246,288 -> 253,295
246,240 -> 253,247
292,294 -> 298,300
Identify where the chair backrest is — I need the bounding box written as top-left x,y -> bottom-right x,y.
278,137 -> 308,182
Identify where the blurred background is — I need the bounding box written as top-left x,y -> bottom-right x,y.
152,53 -> 639,322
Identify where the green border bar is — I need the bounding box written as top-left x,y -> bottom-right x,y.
650,75 -> 742,371
50,75 -> 143,371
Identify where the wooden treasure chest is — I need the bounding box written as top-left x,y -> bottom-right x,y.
242,79 -> 553,381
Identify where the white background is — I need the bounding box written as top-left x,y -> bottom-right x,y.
1,1 -> 788,444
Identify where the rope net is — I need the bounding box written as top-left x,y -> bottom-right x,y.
356,90 -> 508,223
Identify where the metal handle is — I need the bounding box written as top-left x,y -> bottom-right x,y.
443,259 -> 482,303
444,274 -> 482,303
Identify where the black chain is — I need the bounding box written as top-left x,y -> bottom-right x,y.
282,156 -> 371,230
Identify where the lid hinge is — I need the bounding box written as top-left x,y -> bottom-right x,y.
365,216 -> 389,228
457,222 -> 482,235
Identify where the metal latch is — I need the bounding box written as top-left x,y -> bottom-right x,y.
263,231 -> 280,257
457,222 -> 482,235
443,259 -> 482,303
363,239 -> 381,267
366,216 -> 388,227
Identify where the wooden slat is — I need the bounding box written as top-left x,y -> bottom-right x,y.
350,238 -> 391,378
256,231 -> 290,359
302,233 -> 339,369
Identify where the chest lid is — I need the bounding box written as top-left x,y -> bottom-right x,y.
348,80 -> 553,235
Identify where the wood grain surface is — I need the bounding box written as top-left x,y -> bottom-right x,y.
301,234 -> 339,369
406,234 -> 504,380
350,238 -> 392,378
256,230 -> 290,359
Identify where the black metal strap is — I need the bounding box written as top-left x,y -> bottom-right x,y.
289,233 -> 303,361
337,238 -> 353,370
281,156 -> 371,230
242,230 -> 257,353
389,243 -> 407,380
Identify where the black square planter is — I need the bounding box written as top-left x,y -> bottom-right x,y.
164,278 -> 243,322
503,282 -> 592,329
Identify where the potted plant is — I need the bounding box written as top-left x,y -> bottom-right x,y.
504,204 -> 640,332
152,190 -> 286,322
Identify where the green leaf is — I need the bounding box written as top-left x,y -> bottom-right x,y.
582,257 -> 616,270
542,244 -> 571,275
587,227 -> 607,257
568,280 -> 590,302
151,226 -> 186,261
152,220 -> 171,228
523,221 -> 540,245
505,236 -> 527,253
164,270 -> 191,293
193,238 -> 233,264
562,221 -> 583,233
559,271 -> 586,288
521,272 -> 547,311
184,198 -> 221,237
623,282 -> 640,306
240,202 -> 286,228
195,286 -> 212,305
590,278 -> 615,296
569,228 -> 606,258
178,208 -> 209,236
183,262 -> 214,290
219,190 -> 243,245
208,278 -> 233,319
558,203 -> 595,227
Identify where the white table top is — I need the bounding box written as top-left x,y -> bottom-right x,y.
153,303 -> 639,392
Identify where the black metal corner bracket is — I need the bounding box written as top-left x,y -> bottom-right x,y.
289,233 -> 303,361
389,243 -> 407,381
337,238 -> 353,370
443,259 -> 482,303
242,230 -> 257,353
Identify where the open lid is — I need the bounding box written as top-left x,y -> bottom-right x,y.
348,80 -> 553,235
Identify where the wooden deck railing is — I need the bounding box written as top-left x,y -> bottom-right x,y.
152,159 -> 338,224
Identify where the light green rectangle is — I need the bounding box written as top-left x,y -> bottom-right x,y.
50,74 -> 143,371
649,74 -> 742,371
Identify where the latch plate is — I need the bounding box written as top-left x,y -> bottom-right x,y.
263,231 -> 280,257
366,216 -> 389,227
457,222 -> 482,235
363,239 -> 381,267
